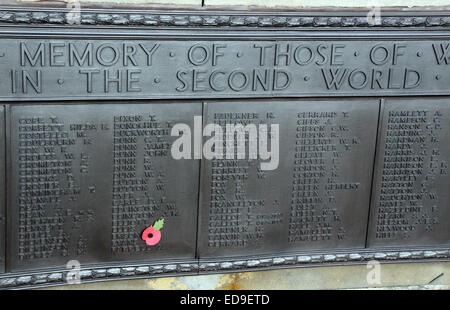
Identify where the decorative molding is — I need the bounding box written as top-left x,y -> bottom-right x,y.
1,249 -> 449,289
0,5 -> 449,290
0,261 -> 199,289
198,249 -> 450,272
1,7 -> 450,28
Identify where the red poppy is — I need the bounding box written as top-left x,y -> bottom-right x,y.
141,218 -> 164,246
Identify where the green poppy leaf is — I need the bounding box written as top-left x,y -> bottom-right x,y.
153,218 -> 164,231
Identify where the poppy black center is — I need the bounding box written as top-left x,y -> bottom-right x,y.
148,233 -> 153,238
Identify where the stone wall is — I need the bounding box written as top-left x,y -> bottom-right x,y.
9,0 -> 450,7
4,0 -> 450,291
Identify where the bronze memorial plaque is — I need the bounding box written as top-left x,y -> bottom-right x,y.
198,99 -> 379,258
7,103 -> 200,272
0,106 -> 4,273
368,98 -> 450,247
0,38 -> 447,100
0,6 -> 450,288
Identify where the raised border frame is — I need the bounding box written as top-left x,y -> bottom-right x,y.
0,4 -> 450,289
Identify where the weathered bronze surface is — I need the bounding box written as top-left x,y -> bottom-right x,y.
368,98 -> 450,248
0,106 -> 4,274
7,103 -> 200,272
0,5 -> 450,289
198,99 -> 378,258
0,39 -> 447,100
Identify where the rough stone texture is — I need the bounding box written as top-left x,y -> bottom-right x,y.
10,0 -> 450,6
205,0 -> 450,7
16,0 -> 202,5
3,0 -> 450,291
1,9 -> 449,28
41,262 -> 450,290
2,249 -> 448,289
